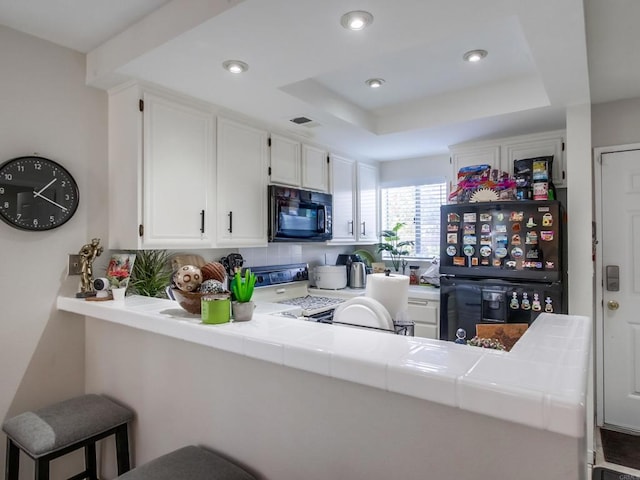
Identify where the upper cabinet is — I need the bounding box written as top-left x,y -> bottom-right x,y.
356,162 -> 379,243
301,144 -> 329,192
269,134 -> 301,187
216,117 -> 269,247
329,157 -> 379,245
449,129 -> 566,188
108,84 -> 214,249
329,155 -> 357,242
269,138 -> 330,193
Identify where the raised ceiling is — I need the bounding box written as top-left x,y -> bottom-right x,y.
0,0 -> 637,161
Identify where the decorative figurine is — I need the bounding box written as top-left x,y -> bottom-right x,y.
76,238 -> 103,298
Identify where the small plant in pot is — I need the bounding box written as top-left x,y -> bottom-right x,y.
231,269 -> 257,321
376,222 -> 414,273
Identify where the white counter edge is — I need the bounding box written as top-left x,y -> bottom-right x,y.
57,295 -> 590,438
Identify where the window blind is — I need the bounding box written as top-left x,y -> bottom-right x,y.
380,183 -> 447,258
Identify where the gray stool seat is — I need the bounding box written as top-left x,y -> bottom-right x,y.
3,394 -> 133,480
115,446 -> 256,480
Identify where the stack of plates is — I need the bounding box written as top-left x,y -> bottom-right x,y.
332,297 -> 394,331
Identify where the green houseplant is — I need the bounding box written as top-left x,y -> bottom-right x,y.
231,269 -> 257,321
376,222 -> 414,272
128,250 -> 173,298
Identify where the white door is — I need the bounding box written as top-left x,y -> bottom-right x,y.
357,163 -> 379,243
301,144 -> 329,192
330,155 -> 356,242
601,148 -> 640,431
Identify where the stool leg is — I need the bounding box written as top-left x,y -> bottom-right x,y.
34,458 -> 49,480
5,438 -> 19,480
84,443 -> 98,480
114,424 -> 131,474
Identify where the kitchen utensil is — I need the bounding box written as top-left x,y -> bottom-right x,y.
314,265 -> 347,290
349,262 -> 367,289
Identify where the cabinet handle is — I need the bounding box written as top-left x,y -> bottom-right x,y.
361,221 -> 366,236
408,300 -> 429,306
348,220 -> 354,235
228,211 -> 233,233
200,210 -> 205,234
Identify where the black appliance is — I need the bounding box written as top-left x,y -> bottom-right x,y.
268,185 -> 332,242
439,200 -> 566,342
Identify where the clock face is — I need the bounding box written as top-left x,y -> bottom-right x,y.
0,156 -> 79,231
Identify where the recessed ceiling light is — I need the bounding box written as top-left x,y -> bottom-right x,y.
340,10 -> 373,31
222,60 -> 249,74
463,49 -> 488,62
365,78 -> 385,88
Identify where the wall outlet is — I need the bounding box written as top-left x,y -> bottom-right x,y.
68,254 -> 82,276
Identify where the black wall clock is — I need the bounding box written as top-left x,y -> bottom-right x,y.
0,156 -> 79,231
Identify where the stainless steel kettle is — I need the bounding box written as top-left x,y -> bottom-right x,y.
349,262 -> 367,289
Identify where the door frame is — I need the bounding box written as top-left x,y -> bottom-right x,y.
593,142 -> 640,427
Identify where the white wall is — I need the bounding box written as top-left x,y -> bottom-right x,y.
0,26 -> 108,478
592,97 -> 640,147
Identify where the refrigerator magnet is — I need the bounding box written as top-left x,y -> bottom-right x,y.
526,231 -> 538,244
480,213 -> 492,222
480,235 -> 492,245
448,213 -> 460,223
453,257 -> 465,266
511,234 -> 522,245
446,245 -> 457,256
447,233 -> 458,244
526,217 -> 537,227
542,213 -> 553,226
463,224 -> 476,234
511,247 -> 524,258
463,213 -> 476,222
463,235 -> 477,245
512,222 -> 521,232
495,224 -> 507,233
463,245 -> 475,256
492,259 -> 502,267
481,223 -> 491,233
480,246 -> 492,257
509,211 -> 524,222
495,247 -> 508,258
540,230 -> 554,241
447,224 -> 459,232
471,257 -> 479,266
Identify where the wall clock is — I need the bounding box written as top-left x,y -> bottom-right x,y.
0,156 -> 79,231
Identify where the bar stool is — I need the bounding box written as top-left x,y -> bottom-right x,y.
3,394 -> 133,480
115,446 -> 256,480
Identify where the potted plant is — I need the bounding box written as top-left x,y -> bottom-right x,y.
128,250 -> 173,298
231,269 -> 257,321
375,222 -> 414,273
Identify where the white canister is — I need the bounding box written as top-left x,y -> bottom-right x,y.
314,265 -> 347,290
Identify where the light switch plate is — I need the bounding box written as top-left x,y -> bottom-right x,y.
68,254 -> 82,276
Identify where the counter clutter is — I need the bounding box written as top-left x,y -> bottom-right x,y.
57,294 -> 590,439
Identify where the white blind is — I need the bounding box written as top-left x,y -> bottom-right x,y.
380,183 -> 447,258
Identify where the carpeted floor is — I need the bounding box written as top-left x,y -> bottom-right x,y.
601,428 -> 640,471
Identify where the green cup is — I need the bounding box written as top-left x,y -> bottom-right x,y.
201,294 -> 231,324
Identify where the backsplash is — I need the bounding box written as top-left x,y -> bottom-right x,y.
240,244 -> 357,268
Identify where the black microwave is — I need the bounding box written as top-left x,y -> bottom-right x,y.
268,185 -> 332,242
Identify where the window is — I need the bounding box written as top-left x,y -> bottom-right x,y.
380,183 -> 447,258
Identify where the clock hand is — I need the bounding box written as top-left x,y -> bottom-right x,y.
33,191 -> 68,211
33,177 -> 57,197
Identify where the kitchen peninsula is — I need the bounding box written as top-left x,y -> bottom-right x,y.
58,295 -> 590,480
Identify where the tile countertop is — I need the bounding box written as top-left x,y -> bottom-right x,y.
57,294 -> 590,439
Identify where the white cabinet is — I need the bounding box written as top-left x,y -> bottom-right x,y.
269,138 -> 330,193
356,162 -> 379,243
329,155 -> 357,242
407,297 -> 439,339
301,144 -> 329,192
216,117 -> 268,247
108,84 -> 214,249
501,132 -> 565,187
449,130 -> 566,187
450,144 -> 501,177
269,134 -> 301,186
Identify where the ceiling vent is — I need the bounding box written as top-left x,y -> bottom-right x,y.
290,116 -> 320,128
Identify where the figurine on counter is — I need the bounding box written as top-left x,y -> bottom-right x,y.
77,238 -> 103,297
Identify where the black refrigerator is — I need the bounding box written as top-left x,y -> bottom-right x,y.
439,200 -> 566,342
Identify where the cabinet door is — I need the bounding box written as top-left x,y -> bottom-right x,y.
407,298 -> 439,339
501,135 -> 565,187
270,134 -> 301,186
216,117 -> 268,247
330,155 -> 357,242
301,144 -> 329,192
142,92 -> 213,248
357,162 -> 379,243
450,145 -> 501,179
